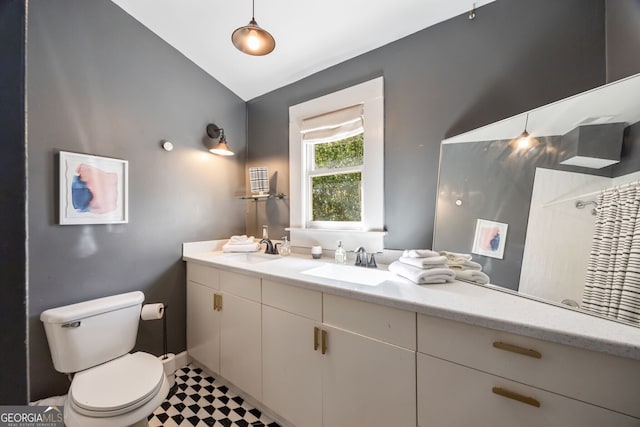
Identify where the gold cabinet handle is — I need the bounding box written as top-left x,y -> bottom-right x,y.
493,341 -> 541,359
314,327 -> 320,351
213,294 -> 223,311
492,387 -> 540,408
321,329 -> 327,355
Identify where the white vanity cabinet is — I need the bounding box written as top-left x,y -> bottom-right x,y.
262,280 -> 323,427
261,282 -> 417,427
186,263 -> 220,373
186,264 -> 262,400
416,314 -> 640,426
321,294 -> 416,427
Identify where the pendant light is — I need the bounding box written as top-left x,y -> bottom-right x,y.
206,124 -> 234,156
509,113 -> 539,150
232,0 -> 275,56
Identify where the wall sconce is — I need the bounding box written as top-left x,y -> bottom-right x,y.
206,123 -> 234,156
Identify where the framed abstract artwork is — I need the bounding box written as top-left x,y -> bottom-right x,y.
59,151 -> 129,225
472,219 -> 507,259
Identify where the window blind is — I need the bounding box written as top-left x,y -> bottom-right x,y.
301,104 -> 364,143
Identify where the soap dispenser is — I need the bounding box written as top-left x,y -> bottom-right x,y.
278,236 -> 291,257
335,240 -> 346,264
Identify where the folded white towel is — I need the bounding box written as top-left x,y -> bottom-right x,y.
399,256 -> 448,269
222,242 -> 260,253
439,251 -> 473,262
455,269 -> 490,285
402,249 -> 441,258
389,261 -> 455,284
447,259 -> 482,271
228,235 -> 255,245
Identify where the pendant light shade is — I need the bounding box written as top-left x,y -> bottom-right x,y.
509,113 -> 539,150
232,0 -> 275,56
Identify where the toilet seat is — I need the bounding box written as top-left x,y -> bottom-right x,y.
70,352 -> 164,417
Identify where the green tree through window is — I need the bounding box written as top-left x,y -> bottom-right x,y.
310,133 -> 364,222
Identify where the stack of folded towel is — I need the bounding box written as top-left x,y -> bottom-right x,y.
222,235 -> 260,253
439,251 -> 490,284
388,249 -> 455,284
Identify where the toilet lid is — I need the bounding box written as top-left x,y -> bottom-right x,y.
70,352 -> 164,414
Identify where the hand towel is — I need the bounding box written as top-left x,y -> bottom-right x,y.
455,269 -> 490,285
447,259 -> 482,271
222,242 -> 260,253
402,249 -> 441,258
228,235 -> 255,245
389,261 -> 455,284
439,251 -> 473,262
398,256 -> 448,269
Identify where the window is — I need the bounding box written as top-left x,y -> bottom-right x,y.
289,77 -> 385,250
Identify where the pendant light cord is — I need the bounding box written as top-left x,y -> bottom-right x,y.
252,0 -> 255,20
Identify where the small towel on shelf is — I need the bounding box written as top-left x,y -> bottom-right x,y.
398,256 -> 448,269
389,261 -> 455,284
402,249 -> 441,258
455,269 -> 490,285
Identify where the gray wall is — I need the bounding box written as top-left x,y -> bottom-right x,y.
606,0 -> 640,82
0,0 -> 27,404
27,0 -> 247,400
246,0 -> 607,249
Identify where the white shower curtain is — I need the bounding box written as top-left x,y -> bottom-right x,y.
582,183 -> 640,325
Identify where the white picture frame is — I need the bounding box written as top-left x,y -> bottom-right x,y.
472,219 -> 508,259
59,151 -> 129,225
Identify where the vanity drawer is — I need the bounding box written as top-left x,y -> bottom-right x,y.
220,270 -> 261,302
187,263 -> 219,290
417,314 -> 640,418
262,280 -> 322,321
417,353 -> 639,427
323,294 -> 415,350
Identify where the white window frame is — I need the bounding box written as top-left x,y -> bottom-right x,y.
288,77 -> 385,251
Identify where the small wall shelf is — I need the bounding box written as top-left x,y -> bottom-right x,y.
240,193 -> 287,201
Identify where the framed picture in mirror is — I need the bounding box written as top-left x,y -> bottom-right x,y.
472,219 -> 507,259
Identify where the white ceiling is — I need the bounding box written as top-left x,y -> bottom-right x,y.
111,0 -> 494,101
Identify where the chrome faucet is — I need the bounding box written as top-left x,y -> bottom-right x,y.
260,224 -> 278,255
260,238 -> 278,255
354,246 -> 378,268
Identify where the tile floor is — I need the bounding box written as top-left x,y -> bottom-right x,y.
148,365 -> 281,427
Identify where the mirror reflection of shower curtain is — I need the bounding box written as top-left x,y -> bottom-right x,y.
582,183 -> 640,325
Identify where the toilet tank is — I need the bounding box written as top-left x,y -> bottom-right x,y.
40,291 -> 145,374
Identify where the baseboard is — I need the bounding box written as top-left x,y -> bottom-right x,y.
174,351 -> 190,370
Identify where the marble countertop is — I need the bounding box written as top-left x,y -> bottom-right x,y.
183,241 -> 640,361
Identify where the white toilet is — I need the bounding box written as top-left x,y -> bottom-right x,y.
41,291 -> 170,427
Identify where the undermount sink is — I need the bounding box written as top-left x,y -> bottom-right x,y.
220,253 -> 279,264
301,263 -> 395,286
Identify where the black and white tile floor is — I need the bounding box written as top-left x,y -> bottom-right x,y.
148,365 -> 281,427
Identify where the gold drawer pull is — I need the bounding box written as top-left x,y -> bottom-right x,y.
493,341 -> 541,359
321,329 -> 328,355
314,327 -> 320,351
492,387 -> 540,408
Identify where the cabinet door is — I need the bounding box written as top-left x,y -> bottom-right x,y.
186,280 -> 220,373
220,292 -> 262,400
417,352 -> 640,427
322,325 -> 416,427
262,305 -> 322,427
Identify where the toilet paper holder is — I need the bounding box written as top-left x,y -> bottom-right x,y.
141,303 -> 170,360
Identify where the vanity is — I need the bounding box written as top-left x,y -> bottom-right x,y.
183,241 -> 640,427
